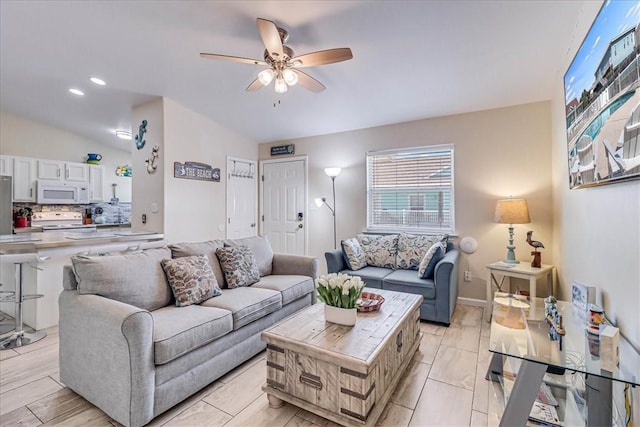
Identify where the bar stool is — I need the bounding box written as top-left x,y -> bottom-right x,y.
0,253 -> 46,350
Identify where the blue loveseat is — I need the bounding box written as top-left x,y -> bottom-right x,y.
325,236 -> 459,325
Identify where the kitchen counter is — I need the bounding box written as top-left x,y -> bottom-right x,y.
0,229 -> 167,331
0,229 -> 164,254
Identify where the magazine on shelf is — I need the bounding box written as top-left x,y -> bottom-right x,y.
502,376 -> 563,426
529,401 -> 562,426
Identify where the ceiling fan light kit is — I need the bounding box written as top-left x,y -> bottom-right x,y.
200,17 -> 353,94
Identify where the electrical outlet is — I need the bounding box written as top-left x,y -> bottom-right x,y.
464,271 -> 472,282
142,214 -> 147,224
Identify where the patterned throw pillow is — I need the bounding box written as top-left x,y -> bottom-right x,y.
215,246 -> 260,289
341,238 -> 367,270
418,242 -> 447,279
356,234 -> 399,269
396,233 -> 442,270
161,255 -> 221,307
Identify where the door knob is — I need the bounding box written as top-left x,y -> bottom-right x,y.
298,224 -> 303,229
250,223 -> 256,228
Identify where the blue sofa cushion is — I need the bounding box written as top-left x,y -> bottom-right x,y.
383,269 -> 435,300
340,266 -> 392,289
418,243 -> 445,279
357,234 -> 398,269
341,238 -> 367,270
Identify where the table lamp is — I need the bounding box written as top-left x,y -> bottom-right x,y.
493,198 -> 530,264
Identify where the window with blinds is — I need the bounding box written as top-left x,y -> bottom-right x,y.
366,145 -> 455,233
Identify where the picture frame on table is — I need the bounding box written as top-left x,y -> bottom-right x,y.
571,281 -> 596,320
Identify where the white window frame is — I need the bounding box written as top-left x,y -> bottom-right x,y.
366,144 -> 455,234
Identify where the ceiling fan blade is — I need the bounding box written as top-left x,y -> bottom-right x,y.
257,18 -> 284,59
246,78 -> 264,92
292,48 -> 353,68
200,53 -> 267,66
294,70 -> 326,93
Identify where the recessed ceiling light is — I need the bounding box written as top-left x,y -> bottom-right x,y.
90,77 -> 106,86
69,88 -> 84,96
115,130 -> 132,140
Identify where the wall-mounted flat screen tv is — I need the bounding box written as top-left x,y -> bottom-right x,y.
564,1 -> 640,189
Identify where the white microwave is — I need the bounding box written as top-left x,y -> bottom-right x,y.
36,179 -> 90,204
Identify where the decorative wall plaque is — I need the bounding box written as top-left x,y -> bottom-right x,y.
174,161 -> 220,182
270,144 -> 295,156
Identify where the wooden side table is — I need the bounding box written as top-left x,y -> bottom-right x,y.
484,262 -> 555,322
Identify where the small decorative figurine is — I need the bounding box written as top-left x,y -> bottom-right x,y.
526,230 -> 545,268
135,119 -> 148,150
146,145 -> 159,174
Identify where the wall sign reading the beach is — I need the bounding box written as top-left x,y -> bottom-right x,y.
564,2 -> 640,189
174,162 -> 220,182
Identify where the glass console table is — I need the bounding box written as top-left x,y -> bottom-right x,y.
486,293 -> 639,426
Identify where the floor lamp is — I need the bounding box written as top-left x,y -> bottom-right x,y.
314,167 -> 341,248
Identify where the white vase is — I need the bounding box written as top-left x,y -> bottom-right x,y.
324,305 -> 357,326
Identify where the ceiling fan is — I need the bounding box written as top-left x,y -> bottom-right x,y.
200,18 -> 353,94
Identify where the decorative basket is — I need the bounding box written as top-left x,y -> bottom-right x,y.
357,292 -> 385,312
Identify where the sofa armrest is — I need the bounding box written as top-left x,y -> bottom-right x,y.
433,249 -> 460,324
325,249 -> 347,274
271,253 -> 319,278
59,291 -> 155,427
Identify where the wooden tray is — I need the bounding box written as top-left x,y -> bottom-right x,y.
357,292 -> 385,312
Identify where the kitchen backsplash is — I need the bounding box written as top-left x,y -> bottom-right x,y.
13,202 -> 132,224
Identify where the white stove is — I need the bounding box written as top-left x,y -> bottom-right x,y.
31,211 -> 97,232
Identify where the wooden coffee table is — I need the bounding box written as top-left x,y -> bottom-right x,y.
261,288 -> 422,426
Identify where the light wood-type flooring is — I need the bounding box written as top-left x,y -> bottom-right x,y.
0,304 -> 507,426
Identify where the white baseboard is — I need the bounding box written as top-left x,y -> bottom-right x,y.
457,297 -> 486,307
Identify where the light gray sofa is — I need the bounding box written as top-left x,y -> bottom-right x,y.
325,236 -> 459,325
59,236 -> 318,427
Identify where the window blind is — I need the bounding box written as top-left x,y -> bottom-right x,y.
366,145 -> 455,233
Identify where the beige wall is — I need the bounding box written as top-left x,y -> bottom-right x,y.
132,97 -> 258,243
259,101 -> 553,301
0,111 -> 133,202
132,98 -> 165,233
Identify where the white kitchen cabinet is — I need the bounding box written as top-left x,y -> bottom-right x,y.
0,155 -> 14,176
13,157 -> 36,201
65,162 -> 89,182
37,159 -> 63,180
89,165 -> 105,202
37,160 -> 88,182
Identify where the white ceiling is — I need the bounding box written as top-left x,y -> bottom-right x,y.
0,1 -> 597,151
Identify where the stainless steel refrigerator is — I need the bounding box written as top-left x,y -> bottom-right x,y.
0,175 -> 12,235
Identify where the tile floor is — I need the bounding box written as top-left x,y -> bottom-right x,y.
0,304 -> 506,426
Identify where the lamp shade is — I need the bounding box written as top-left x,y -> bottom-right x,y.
493,199 -> 530,224
324,167 -> 342,177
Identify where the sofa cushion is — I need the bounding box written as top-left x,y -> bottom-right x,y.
225,235 -> 274,276
383,269 -> 435,300
396,233 -> 442,270
169,240 -> 226,288
201,287 -> 282,329
216,246 -> 261,288
341,266 -> 392,289
72,247 -> 172,311
356,234 -> 398,269
341,238 -> 367,270
418,242 -> 446,279
252,275 -> 314,305
161,255 -> 221,307
152,305 -> 233,365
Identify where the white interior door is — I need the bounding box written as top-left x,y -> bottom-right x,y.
260,157 -> 307,255
226,157 -> 258,239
